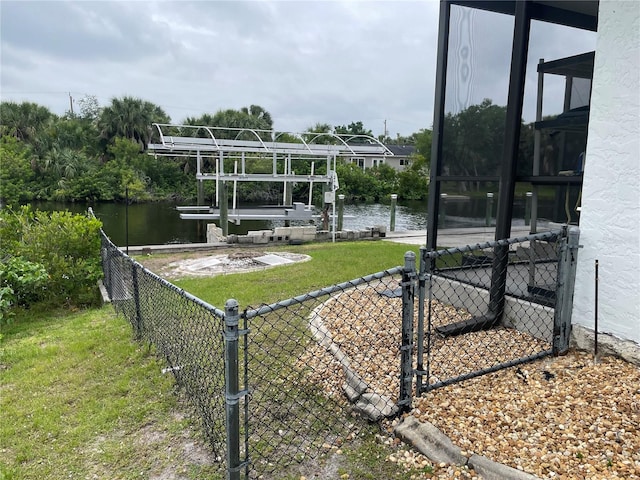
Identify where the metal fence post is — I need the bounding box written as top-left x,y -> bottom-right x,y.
224,299 -> 241,480
553,226 -> 580,355
103,247 -> 113,299
399,251 -> 417,410
131,264 -> 142,339
485,192 -> 494,227
415,247 -> 427,396
439,193 -> 448,228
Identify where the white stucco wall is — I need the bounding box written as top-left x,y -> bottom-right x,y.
571,0 -> 640,345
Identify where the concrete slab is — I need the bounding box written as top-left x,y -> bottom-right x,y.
383,225 -> 535,247
188,257 -> 224,270
158,252 -> 311,278
253,254 -> 295,266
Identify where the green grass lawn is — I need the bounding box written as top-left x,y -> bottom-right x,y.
172,241 -> 420,308
1,241 -> 429,480
0,306 -> 223,480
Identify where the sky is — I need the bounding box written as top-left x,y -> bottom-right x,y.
1,1 -> 596,138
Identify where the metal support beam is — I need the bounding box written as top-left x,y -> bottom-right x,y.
220,181 -> 229,237
427,0 -> 451,252
489,0 -> 531,319
494,0 -> 531,242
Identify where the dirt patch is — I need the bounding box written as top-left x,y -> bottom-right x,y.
136,424 -> 168,446
138,250 -> 311,280
134,413 -> 218,480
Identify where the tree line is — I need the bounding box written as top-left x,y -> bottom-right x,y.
0,96 -> 434,206
0,96 -> 553,320
0,96 -> 557,204
1,94 -> 554,207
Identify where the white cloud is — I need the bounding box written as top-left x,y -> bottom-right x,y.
0,0 -> 596,136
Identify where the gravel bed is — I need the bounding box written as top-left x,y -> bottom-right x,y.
301,285 -> 640,479
409,351 -> 640,479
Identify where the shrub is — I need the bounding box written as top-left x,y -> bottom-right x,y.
0,137 -> 35,207
0,286 -> 15,324
0,206 -> 103,311
0,257 -> 49,304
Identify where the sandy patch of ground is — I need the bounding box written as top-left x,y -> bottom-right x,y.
141,250 -> 311,279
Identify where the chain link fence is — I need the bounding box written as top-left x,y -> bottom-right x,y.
96,209 -> 578,478
238,264 -> 413,478
99,228 -> 228,471
98,221 -> 413,479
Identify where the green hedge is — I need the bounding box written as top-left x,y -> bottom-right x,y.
0,206 -> 103,321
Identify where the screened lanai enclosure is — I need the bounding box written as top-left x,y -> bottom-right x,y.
426,0 -> 596,329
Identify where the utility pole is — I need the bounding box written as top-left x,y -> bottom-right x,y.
68,92 -> 74,115
383,119 -> 388,140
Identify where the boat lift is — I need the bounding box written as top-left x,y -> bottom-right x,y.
147,124 -> 394,236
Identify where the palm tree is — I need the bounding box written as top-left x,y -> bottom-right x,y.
43,146 -> 90,181
180,114 -> 217,137
302,122 -> 334,145
97,96 -> 170,152
0,101 -> 55,143
213,105 -> 273,140
243,104 -> 273,129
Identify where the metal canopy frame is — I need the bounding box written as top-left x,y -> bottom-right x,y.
427,0 -> 598,325
147,123 -> 394,237
149,124 -> 393,159
148,122 -> 393,190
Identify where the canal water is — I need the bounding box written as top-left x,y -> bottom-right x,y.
31,195 -> 545,246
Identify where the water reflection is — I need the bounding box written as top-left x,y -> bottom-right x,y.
31,198 -> 544,247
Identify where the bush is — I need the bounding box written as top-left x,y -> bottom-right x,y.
0,257 -> 49,304
0,137 -> 34,207
0,258 -> 49,324
0,286 -> 15,324
0,206 -> 103,312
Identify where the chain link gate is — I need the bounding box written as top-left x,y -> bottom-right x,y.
414,226 -> 580,395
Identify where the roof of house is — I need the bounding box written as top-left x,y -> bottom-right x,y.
385,145 -> 416,157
